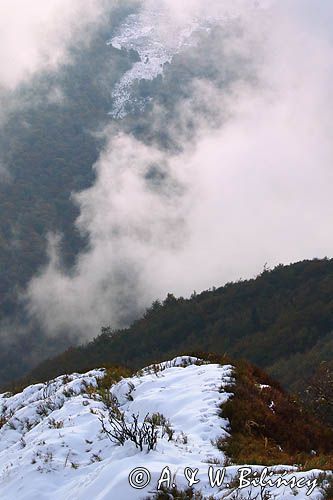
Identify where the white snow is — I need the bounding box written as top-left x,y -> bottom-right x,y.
259,384 -> 270,390
107,6 -> 209,118
0,356 -> 327,499
107,1 -> 273,119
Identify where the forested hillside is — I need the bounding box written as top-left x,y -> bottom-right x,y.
0,2 -> 246,385
0,4 -> 136,384
16,258 -> 333,394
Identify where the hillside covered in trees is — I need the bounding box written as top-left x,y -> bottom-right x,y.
14,258 -> 333,395
0,2 -> 255,386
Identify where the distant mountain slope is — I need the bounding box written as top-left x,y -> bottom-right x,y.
19,258 -> 333,394
0,4 -> 136,385
0,356 -> 331,499
0,1 -> 253,386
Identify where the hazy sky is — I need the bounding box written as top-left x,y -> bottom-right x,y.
1,0 -> 332,337
0,0 -> 105,89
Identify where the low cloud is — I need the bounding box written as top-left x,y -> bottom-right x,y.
26,0 -> 333,338
27,134 -> 187,334
0,0 -> 106,90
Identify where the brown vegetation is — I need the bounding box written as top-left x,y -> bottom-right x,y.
216,357 -> 333,469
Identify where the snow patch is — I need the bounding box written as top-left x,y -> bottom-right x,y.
107,1 -> 273,119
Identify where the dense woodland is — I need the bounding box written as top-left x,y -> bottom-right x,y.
0,7 -> 246,385
13,258 -> 333,399
0,5 -> 135,384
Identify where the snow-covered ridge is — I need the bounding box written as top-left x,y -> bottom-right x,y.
0,357 -> 233,499
0,357 -> 326,499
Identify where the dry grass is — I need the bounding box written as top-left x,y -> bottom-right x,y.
212,357 -> 333,469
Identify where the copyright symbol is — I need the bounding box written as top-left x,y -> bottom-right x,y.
128,467 -> 151,489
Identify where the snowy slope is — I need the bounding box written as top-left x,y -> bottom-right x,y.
107,1 -> 272,118
0,356 -> 326,499
107,6 -> 211,118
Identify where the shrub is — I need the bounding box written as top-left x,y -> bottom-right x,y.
316,472 -> 333,500
0,415 -> 7,429
147,486 -> 207,499
48,418 -> 64,429
97,366 -> 131,392
100,404 -> 174,452
305,363 -> 333,427
147,413 -> 174,441
100,409 -> 159,452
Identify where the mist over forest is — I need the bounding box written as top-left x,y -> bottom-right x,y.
0,0 -> 333,385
